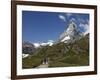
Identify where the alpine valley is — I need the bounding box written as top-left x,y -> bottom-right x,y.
22,21 -> 89,69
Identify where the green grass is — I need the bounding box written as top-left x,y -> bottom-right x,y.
22,56 -> 42,68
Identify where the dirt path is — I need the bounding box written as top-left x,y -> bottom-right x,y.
37,64 -> 49,68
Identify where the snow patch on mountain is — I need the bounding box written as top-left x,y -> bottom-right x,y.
41,40 -> 54,46
22,54 -> 29,58
33,40 -> 54,48
61,35 -> 70,43
33,43 -> 41,48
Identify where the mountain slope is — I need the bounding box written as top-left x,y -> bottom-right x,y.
22,34 -> 89,68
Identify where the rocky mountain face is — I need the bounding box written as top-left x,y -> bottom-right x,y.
22,41 -> 36,54
59,21 -> 81,43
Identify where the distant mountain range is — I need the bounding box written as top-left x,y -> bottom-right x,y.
22,40 -> 54,58
33,40 -> 54,48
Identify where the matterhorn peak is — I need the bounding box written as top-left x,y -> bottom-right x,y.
59,20 -> 81,43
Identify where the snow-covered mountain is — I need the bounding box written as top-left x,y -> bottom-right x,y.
33,43 -> 41,48
41,40 -> 54,46
59,21 -> 81,43
33,40 -> 54,48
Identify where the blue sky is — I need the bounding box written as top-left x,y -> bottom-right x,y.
22,11 -> 89,42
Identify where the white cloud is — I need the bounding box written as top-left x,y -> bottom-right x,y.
48,40 -> 54,43
66,13 -> 72,18
70,18 -> 76,22
79,20 -> 89,35
78,18 -> 86,23
58,15 -> 66,22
